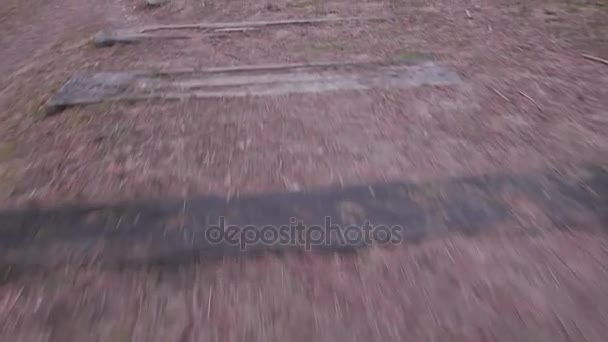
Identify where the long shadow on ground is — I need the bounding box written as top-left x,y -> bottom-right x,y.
0,164 -> 607,271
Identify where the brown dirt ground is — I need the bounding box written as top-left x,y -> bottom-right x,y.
1,0 -> 608,341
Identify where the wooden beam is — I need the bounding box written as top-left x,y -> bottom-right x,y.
43,60 -> 461,114
93,16 -> 391,47
138,16 -> 391,32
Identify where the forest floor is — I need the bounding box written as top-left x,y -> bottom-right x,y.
0,0 -> 608,341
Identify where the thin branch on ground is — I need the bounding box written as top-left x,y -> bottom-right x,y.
582,54 -> 608,66
491,87 -> 511,103
518,91 -> 543,112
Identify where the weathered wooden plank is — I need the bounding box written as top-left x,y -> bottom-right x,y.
139,16 -> 391,32
92,16 -> 391,47
44,60 -> 461,114
0,164 -> 606,271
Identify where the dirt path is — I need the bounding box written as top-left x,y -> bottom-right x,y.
2,0 -> 607,205
1,0 -> 608,341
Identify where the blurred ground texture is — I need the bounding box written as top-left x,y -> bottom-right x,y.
0,0 -> 608,341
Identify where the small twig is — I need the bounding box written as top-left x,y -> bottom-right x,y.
582,54 -> 608,66
180,200 -> 186,230
465,10 -> 472,19
491,87 -> 511,103
6,287 -> 24,312
518,91 -> 543,112
206,286 -> 213,320
334,292 -> 342,319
